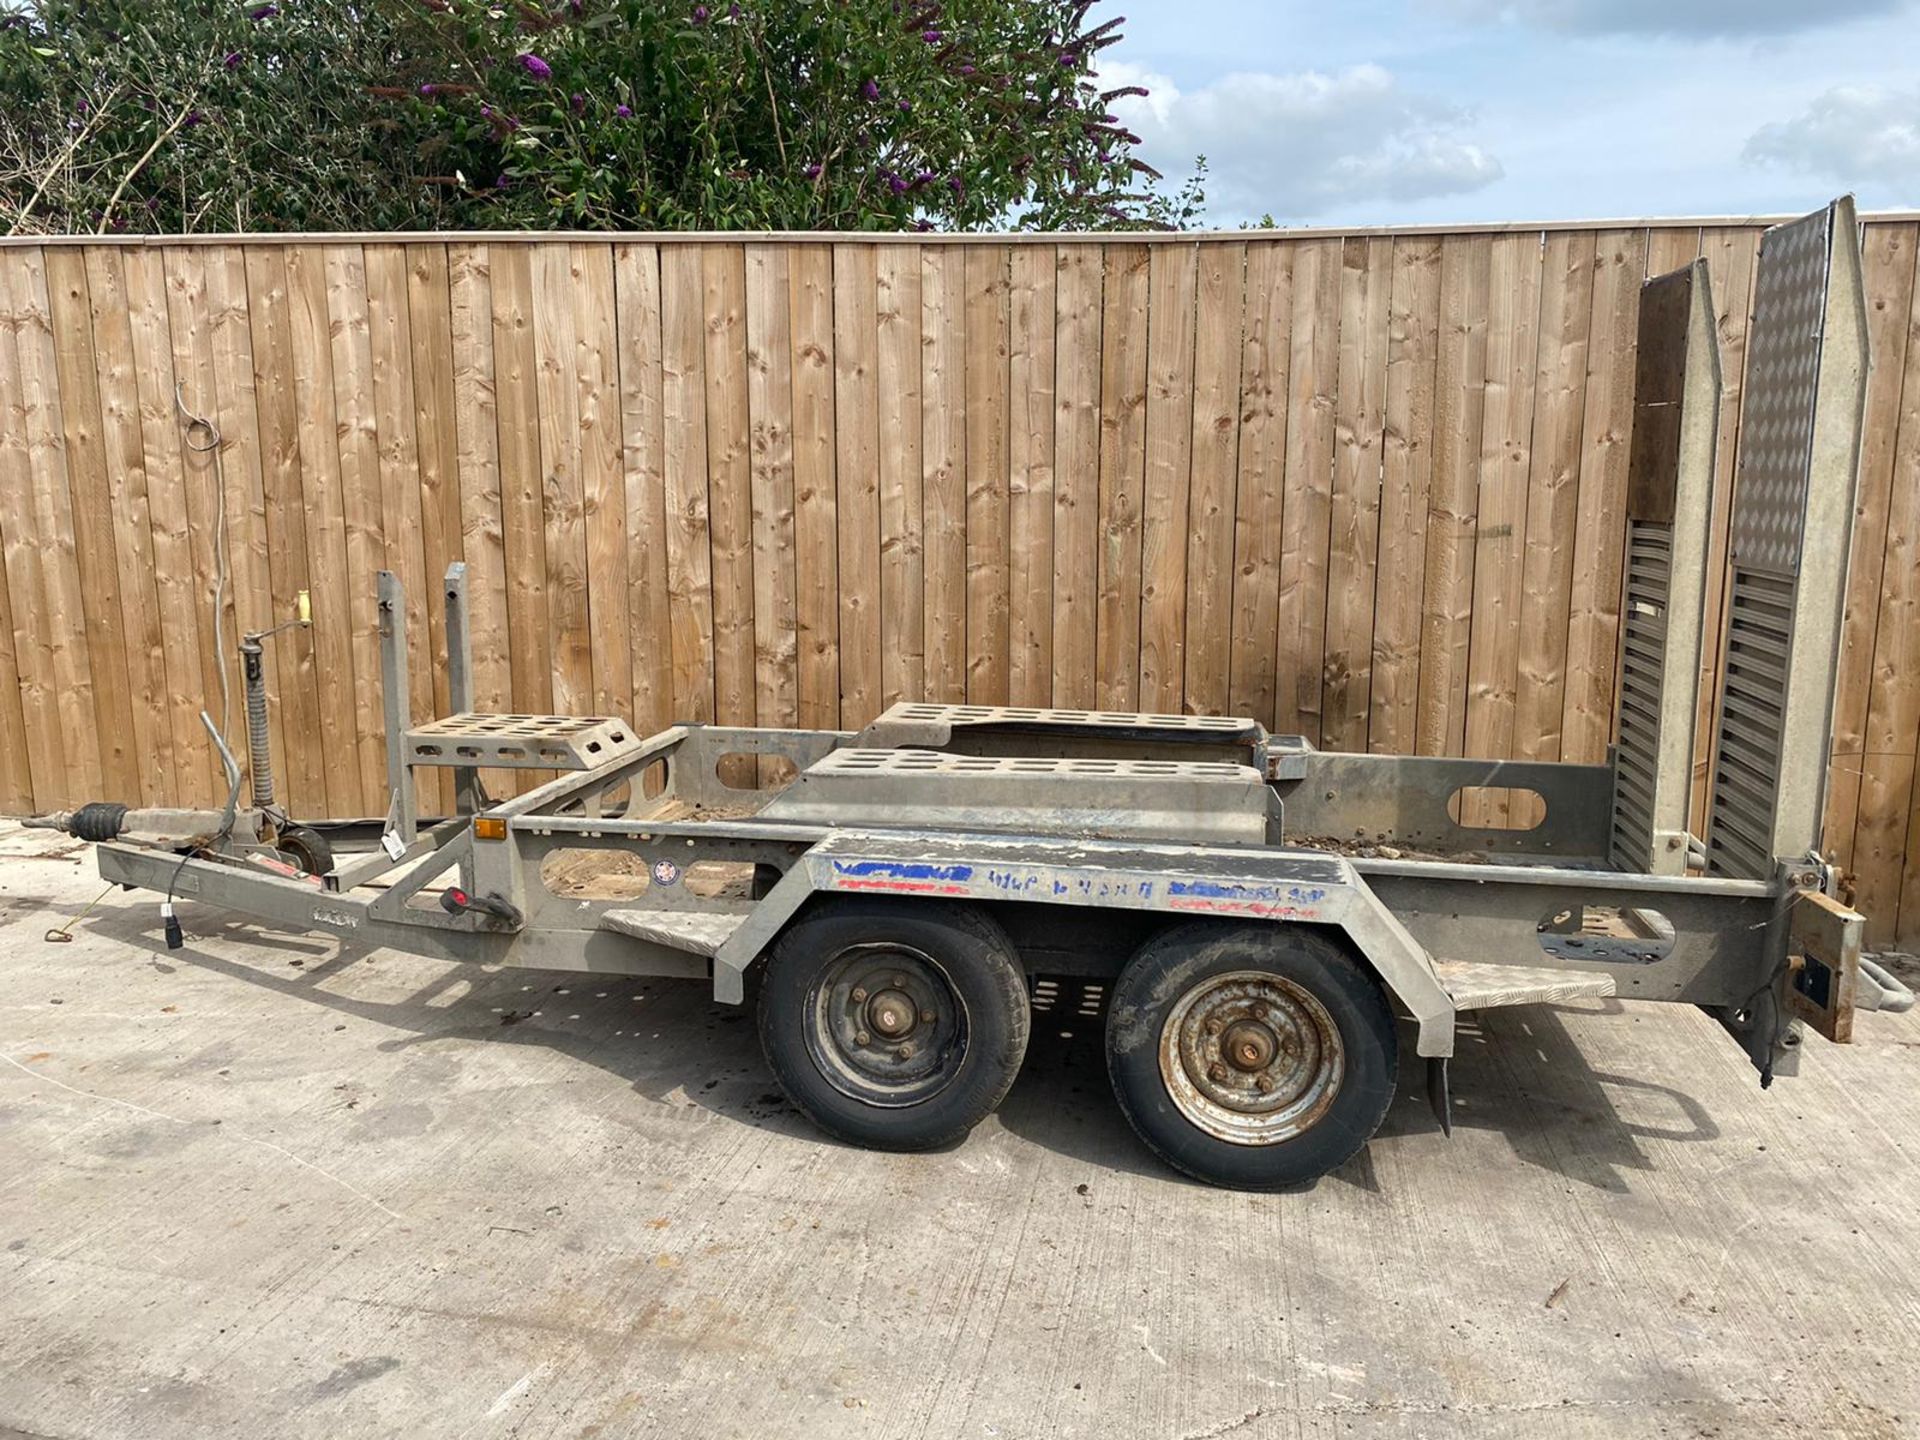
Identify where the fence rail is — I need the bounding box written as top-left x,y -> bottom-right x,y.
0,223 -> 1916,946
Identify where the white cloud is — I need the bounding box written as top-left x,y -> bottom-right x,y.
1446,0 -> 1907,37
1103,61 -> 1502,222
1745,86 -> 1920,198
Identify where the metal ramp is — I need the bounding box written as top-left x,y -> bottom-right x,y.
1609,259 -> 1722,875
601,908 -> 746,957
856,702 -> 1267,766
403,713 -> 640,771
1703,199 -> 1870,879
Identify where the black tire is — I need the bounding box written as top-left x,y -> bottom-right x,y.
1106,922 -> 1397,1190
757,898 -> 1030,1152
275,824 -> 334,879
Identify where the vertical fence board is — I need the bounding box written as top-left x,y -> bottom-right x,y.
0,254 -> 67,808
1561,228 -> 1649,763
1183,242 -> 1247,718
1228,243 -> 1293,725
1095,244 -> 1149,710
1323,236 -> 1391,752
833,245 -> 882,727
876,244 -> 925,709
964,246 -> 1011,706
1416,234 -> 1491,758
529,244 -> 589,717
1139,243 -> 1198,714
1051,246 -> 1102,709
613,244 -> 671,737
448,245 -> 512,719
659,246 -> 715,725
490,245 -> 552,731
1827,224 -> 1915,874
705,245 -> 757,757
1461,232 -> 1544,824
1007,246 -> 1056,710
1277,238 -> 1341,742
241,246 -> 322,813
921,247 -> 967,705
406,244 -> 462,734
1852,249 -> 1920,945
282,245 -> 359,814
1513,231 -> 1595,787
1369,238 -> 1440,754
789,245 -> 838,729
366,243 -> 438,809
746,243 -> 799,750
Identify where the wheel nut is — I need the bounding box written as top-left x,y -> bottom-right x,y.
851,987 -> 868,1003
1256,1074 -> 1277,1094
1251,1003 -> 1269,1020
894,1044 -> 913,1060
1204,1018 -> 1222,1036
919,1008 -> 936,1025
855,1029 -> 871,1046
1208,1062 -> 1228,1083
891,975 -> 907,988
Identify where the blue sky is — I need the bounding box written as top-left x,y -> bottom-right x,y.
1098,0 -> 1920,226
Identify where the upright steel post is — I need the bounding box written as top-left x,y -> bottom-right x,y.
443,562 -> 480,818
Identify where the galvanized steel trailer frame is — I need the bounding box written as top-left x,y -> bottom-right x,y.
81,201 -> 1908,1158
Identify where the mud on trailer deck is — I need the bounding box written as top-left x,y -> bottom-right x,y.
34,200 -> 1916,1189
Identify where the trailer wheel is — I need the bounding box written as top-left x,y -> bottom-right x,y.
274,825 -> 334,879
757,899 -> 1029,1151
1106,922 -> 1396,1189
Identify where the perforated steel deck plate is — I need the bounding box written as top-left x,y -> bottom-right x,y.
404,713 -> 639,770
811,749 -> 1253,780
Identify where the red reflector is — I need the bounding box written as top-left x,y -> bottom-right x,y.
449,888 -> 470,907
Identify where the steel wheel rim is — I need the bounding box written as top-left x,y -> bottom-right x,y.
1158,970 -> 1345,1145
804,942 -> 970,1108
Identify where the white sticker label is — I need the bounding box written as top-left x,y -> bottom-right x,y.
381,831 -> 407,860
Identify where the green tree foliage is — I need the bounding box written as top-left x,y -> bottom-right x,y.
0,0 -> 1202,235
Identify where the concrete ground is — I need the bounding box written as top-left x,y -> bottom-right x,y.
1,823 -> 1916,1440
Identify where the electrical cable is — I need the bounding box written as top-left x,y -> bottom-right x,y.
174,382 -> 233,749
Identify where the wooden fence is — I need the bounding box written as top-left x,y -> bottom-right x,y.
0,221 -> 1916,945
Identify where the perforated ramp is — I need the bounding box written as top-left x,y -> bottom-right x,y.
1433,961 -> 1616,1011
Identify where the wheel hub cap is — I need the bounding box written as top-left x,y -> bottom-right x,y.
1159,971 -> 1345,1146
804,944 -> 969,1108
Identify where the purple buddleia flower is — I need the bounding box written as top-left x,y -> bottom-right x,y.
247,3 -> 279,18
570,92 -> 586,114
517,52 -> 553,82
898,99 -> 910,112
692,4 -> 709,21
803,161 -> 822,179
956,64 -> 974,75
885,171 -> 908,195
948,174 -> 964,199
923,29 -> 942,42
418,83 -> 437,97
224,51 -> 243,70
861,79 -> 880,102
615,103 -> 633,118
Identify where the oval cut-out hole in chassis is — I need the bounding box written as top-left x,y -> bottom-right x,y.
1446,786 -> 1547,831
541,849 -> 652,901
1536,903 -> 1675,964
